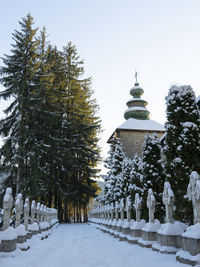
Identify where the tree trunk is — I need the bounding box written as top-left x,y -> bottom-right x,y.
64,199 -> 69,223
74,203 -> 76,223
48,191 -> 52,208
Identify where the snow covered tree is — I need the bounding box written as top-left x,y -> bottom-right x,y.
120,157 -> 132,200
104,137 -> 125,204
164,85 -> 200,223
129,154 -> 143,217
142,134 -> 165,221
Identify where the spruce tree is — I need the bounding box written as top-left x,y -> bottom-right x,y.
164,85 -> 200,223
118,156 -> 132,201
0,14 -> 41,197
142,134 -> 165,221
59,42 -> 101,221
129,154 -> 143,217
104,137 -> 125,204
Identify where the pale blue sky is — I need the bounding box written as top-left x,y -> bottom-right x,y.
1,0 -> 200,173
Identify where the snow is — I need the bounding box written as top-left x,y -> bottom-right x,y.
142,219 -> 161,232
176,250 -> 200,262
28,222 -> 39,232
196,95 -> 200,104
0,223 -> 187,267
15,225 -> 27,236
157,222 -> 187,236
126,98 -> 147,105
39,222 -> 50,229
182,223 -> 200,239
182,122 -> 197,129
130,219 -> 146,230
124,106 -> 147,112
152,243 -> 178,253
0,227 -> 17,241
122,219 -> 132,229
117,118 -> 165,132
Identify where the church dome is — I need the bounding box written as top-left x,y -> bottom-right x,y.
124,81 -> 150,120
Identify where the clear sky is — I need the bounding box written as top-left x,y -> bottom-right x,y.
1,0 -> 200,174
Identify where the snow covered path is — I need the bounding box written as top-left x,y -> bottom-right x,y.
0,223 -> 189,267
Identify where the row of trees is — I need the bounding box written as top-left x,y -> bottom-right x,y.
0,14 -> 101,222
103,134 -> 164,221
103,85 -> 200,224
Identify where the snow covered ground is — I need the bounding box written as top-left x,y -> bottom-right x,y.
0,223 -> 190,267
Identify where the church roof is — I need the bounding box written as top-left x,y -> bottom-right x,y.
117,118 -> 165,131
107,118 -> 165,143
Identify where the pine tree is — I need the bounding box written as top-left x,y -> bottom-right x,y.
129,154 -> 143,217
58,42 -> 101,222
0,15 -> 101,222
0,14 -> 41,197
104,137 -> 125,204
142,134 -> 165,221
120,157 -> 132,200
164,85 -> 200,223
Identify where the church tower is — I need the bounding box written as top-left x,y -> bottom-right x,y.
108,74 -> 165,158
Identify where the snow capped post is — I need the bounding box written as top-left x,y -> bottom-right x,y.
126,196 -> 131,222
147,189 -> 156,223
31,200 -> 36,224
40,204 -> 44,222
43,205 -> 47,222
36,202 -> 40,223
115,201 -> 119,221
107,205 -> 110,221
162,182 -> 175,223
134,193 -> 142,222
15,193 -> 23,228
186,171 -> 200,224
3,187 -> 13,230
120,199 -> 125,221
111,203 -> 114,220
24,197 -> 30,231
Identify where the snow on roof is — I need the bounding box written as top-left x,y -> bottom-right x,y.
196,95 -> 200,103
117,118 -> 165,132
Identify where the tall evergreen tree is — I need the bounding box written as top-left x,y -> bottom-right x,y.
0,14 -> 41,197
129,153 -> 143,216
58,42 -> 101,222
164,85 -> 200,223
0,15 -> 101,223
103,137 -> 125,204
142,134 -> 165,221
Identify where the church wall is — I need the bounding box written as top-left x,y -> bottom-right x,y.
117,130 -> 165,159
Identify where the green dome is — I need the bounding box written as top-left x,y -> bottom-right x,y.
130,83 -> 144,98
124,108 -> 150,120
124,82 -> 150,120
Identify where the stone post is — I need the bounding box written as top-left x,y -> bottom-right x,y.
36,202 -> 40,223
3,187 -> 13,230
40,204 -> 44,222
111,203 -> 114,220
134,193 -> 142,222
162,182 -> 175,223
24,197 -> 30,231
31,200 -> 36,224
146,189 -> 156,223
126,196 -> 131,222
120,199 -> 124,221
106,205 -> 110,220
115,201 -> 119,221
43,206 -> 46,222
15,193 -> 23,228
187,171 -> 200,224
